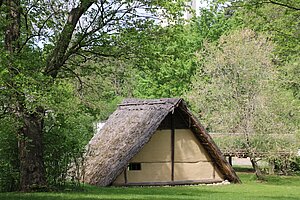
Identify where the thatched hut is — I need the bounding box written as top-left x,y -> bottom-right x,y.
83,98 -> 240,186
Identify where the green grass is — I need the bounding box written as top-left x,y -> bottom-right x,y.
1,173 -> 300,200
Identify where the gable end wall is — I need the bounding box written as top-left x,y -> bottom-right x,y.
113,129 -> 224,185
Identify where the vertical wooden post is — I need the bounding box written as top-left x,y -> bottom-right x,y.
171,113 -> 175,181
124,167 -> 128,184
268,159 -> 275,175
228,156 -> 233,166
213,165 -> 216,179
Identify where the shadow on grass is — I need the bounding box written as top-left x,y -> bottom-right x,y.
233,165 -> 255,173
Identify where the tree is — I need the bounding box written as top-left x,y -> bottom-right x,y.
201,0 -> 300,164
205,0 -> 300,99
0,0 -> 186,191
206,0 -> 300,11
237,3 -> 300,99
188,29 -> 299,179
132,24 -> 199,98
131,7 -> 234,98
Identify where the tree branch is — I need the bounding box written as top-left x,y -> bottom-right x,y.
18,12 -> 55,53
45,0 -> 95,78
62,66 -> 84,92
62,2 -> 130,64
229,0 -> 300,11
268,0 -> 300,10
81,50 -> 119,58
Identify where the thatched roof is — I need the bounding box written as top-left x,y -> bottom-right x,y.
83,98 -> 240,186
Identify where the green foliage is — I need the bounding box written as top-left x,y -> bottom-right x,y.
290,157 -> 300,173
43,111 -> 94,187
194,8 -> 235,43
73,58 -> 135,120
0,116 -> 20,192
43,80 -> 95,187
231,2 -> 300,63
1,0 -> 189,191
0,0 -> 298,192
201,0 -> 300,174
282,57 -> 300,99
129,24 -> 197,98
214,0 -> 300,99
0,79 -> 96,191
130,8 -> 234,98
188,29 -> 299,162
189,29 -> 274,131
0,47 -> 49,113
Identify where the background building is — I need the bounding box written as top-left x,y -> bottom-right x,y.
184,0 -> 203,20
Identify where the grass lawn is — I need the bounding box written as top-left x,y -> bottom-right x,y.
1,173 -> 300,200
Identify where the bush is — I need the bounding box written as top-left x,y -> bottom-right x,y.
290,157 -> 300,173
0,116 -> 20,192
43,108 -> 94,188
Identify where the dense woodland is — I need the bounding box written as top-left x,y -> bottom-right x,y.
0,0 -> 299,192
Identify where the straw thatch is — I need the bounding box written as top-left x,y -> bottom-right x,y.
83,98 -> 240,186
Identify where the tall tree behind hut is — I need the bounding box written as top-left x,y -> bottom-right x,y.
187,29 -> 299,180
0,0 -> 186,191
210,0 -> 300,99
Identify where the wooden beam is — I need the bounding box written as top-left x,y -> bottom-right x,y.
124,168 -> 128,184
171,112 -> 175,181
177,104 -> 241,184
114,179 -> 224,186
213,165 -> 216,179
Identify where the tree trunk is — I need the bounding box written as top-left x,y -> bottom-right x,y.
4,0 -> 20,52
19,109 -> 47,191
244,132 -> 265,181
268,159 -> 275,175
1,0 -> 46,191
250,156 -> 265,181
3,0 -> 94,192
